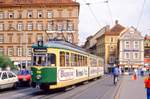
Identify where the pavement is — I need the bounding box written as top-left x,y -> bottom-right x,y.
115,75 -> 147,99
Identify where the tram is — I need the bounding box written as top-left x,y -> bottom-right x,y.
31,40 -> 104,90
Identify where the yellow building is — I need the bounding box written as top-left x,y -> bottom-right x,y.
0,0 -> 79,68
97,21 -> 125,72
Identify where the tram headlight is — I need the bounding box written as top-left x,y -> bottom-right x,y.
36,75 -> 42,80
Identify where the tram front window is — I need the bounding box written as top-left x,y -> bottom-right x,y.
32,53 -> 56,66
33,54 -> 46,66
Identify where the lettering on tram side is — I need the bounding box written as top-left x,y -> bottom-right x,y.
58,68 -> 75,81
89,67 -> 98,76
76,67 -> 88,79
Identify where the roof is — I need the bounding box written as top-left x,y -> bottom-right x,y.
32,40 -> 89,55
105,24 -> 125,36
145,36 -> 150,40
0,0 -> 79,7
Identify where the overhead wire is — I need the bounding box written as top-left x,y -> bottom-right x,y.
81,0 -> 108,27
136,0 -> 146,30
106,0 -> 113,25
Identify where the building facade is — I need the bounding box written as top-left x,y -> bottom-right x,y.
119,27 -> 144,71
144,35 -> 150,66
83,26 -> 108,55
0,0 -> 79,68
97,21 -> 125,72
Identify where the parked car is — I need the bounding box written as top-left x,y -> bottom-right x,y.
0,71 -> 18,89
17,69 -> 31,86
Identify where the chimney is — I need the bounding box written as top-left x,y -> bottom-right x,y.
115,20 -> 118,25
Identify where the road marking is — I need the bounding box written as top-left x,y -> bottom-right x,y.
114,76 -> 124,99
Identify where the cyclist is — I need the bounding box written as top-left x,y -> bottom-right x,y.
112,65 -> 119,85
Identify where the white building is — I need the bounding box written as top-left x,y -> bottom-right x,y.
119,27 -> 144,71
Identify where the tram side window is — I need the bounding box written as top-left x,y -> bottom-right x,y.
48,53 -> 56,66
75,54 -> 77,66
85,57 -> 87,66
66,52 -> 69,66
60,51 -> 65,67
71,53 -> 75,66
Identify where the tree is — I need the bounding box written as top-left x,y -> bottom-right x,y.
0,54 -> 16,70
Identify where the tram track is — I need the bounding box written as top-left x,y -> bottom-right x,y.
0,75 -> 117,99
50,75 -> 110,99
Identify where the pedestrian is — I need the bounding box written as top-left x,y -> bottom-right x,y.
144,73 -> 150,99
132,69 -> 137,80
112,65 -> 119,85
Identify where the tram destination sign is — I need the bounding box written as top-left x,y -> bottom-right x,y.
33,48 -> 47,52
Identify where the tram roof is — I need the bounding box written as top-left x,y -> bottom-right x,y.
32,40 -> 89,55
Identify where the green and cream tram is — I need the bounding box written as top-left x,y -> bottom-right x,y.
31,40 -> 104,90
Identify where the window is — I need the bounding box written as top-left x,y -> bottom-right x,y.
0,12 -> 4,19
134,52 -> 139,59
37,34 -> 43,40
18,12 -> 22,19
125,41 -> 130,49
8,12 -> 14,18
71,53 -> 75,66
27,11 -> 32,18
47,21 -> 53,31
0,23 -> 4,31
60,51 -> 65,66
37,11 -> 43,18
66,52 -> 69,66
8,72 -> 15,78
0,34 -> 4,43
8,47 -> 13,56
109,56 -> 114,63
57,23 -> 63,31
27,48 -> 32,56
134,41 -> 139,49
37,23 -> 43,30
0,47 -> 4,54
17,22 -> 23,31
125,52 -> 130,59
33,54 -> 47,66
17,48 -> 22,56
27,22 -> 33,30
67,22 -> 73,31
47,11 -> 53,18
111,37 -> 113,42
67,34 -> 72,43
2,72 -> 7,79
47,53 -> 56,66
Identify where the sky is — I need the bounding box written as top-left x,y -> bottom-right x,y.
76,0 -> 150,45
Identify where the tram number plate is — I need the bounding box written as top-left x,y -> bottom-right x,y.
37,71 -> 41,74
